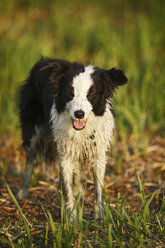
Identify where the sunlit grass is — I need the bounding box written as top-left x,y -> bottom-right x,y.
0,0 -> 165,141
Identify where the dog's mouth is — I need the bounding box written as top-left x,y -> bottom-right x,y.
72,119 -> 87,130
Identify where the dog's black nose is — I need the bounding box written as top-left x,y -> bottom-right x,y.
74,110 -> 85,119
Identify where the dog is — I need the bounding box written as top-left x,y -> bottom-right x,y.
17,57 -> 128,221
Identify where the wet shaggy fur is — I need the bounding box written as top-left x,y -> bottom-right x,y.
17,57 -> 128,221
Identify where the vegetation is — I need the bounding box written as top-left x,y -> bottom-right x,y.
0,0 -> 165,247
0,0 -> 165,139
2,177 -> 165,247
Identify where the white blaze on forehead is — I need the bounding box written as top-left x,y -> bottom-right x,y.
72,65 -> 94,98
67,65 -> 95,121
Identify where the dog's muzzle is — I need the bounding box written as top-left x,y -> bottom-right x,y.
72,110 -> 86,130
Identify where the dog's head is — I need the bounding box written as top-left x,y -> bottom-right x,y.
44,59 -> 128,130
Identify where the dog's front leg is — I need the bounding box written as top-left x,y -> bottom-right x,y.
93,157 -> 106,220
60,157 -> 76,222
73,163 -> 83,197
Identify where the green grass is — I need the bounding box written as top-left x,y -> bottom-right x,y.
0,0 -> 165,140
5,182 -> 32,247
1,175 -> 165,247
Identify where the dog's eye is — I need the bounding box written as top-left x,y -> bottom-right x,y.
88,91 -> 95,98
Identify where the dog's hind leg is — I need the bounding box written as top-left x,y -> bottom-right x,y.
17,127 -> 39,200
17,151 -> 35,200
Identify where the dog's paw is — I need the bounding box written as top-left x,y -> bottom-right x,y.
68,208 -> 77,223
16,189 -> 28,201
95,204 -> 104,222
73,185 -> 84,197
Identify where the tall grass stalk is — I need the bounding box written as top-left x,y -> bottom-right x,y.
5,182 -> 32,247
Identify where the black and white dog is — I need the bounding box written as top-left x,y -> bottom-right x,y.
17,58 -> 127,220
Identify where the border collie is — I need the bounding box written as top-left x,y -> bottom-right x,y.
17,58 -> 128,221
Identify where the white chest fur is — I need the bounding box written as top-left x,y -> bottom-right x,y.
50,102 -> 115,163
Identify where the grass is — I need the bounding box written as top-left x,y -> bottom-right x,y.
0,0 -> 165,140
5,182 -> 32,247
0,175 -> 164,247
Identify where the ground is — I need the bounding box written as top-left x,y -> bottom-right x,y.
0,133 -> 165,247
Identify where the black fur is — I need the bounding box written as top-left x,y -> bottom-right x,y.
41,58 -> 84,112
19,58 -> 84,148
88,67 -> 128,116
19,57 -> 127,149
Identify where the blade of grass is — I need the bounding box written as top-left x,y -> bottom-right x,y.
45,222 -> 49,247
155,213 -> 163,232
47,211 -> 57,248
143,190 -> 157,220
0,237 -> 14,247
5,182 -> 32,247
86,239 -> 93,248
68,192 -> 81,221
137,173 -> 146,207
7,235 -> 15,248
104,189 -> 117,230
41,203 -> 57,248
142,218 -> 151,238
108,224 -> 113,248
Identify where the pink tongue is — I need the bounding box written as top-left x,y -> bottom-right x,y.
73,120 -> 86,130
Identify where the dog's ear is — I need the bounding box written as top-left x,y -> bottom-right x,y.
41,59 -> 72,75
107,68 -> 128,86
90,67 -> 127,115
40,59 -> 84,97
103,68 -> 128,99
40,59 -> 72,95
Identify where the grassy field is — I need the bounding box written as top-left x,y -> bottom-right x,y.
0,0 -> 165,247
0,0 -> 165,139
